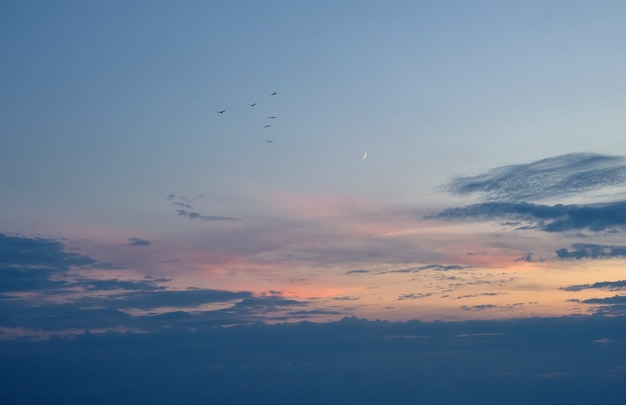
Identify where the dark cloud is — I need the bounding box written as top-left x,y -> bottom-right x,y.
345,269 -> 369,275
166,194 -> 239,222
462,303 -> 525,311
556,243 -> 626,259
582,295 -> 626,305
113,289 -> 252,309
446,153 -> 626,202
579,294 -> 626,317
177,209 -> 241,222
0,233 -> 95,269
173,201 -> 193,209
515,253 -> 543,262
128,238 -> 151,246
398,293 -> 433,300
462,304 -> 498,311
431,200 -> 626,233
0,233 -> 108,292
79,279 -> 164,291
333,296 -> 359,301
0,288 -> 313,331
454,292 -> 505,300
562,280 -> 626,292
6,316 -> 626,404
227,295 -> 308,314
0,233 -> 324,333
382,264 -> 469,274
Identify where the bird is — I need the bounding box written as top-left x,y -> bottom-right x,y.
265,140 -> 274,143
267,116 -> 277,119
217,110 -> 225,114
249,103 -> 256,107
263,125 -> 272,128
270,92 -> 277,96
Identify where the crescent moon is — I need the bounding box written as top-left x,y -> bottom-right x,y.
362,152 -> 367,159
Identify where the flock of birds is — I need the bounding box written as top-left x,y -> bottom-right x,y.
217,91 -> 279,144
216,91 -> 367,158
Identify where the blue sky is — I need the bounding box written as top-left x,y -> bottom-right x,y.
5,2 -> 626,402
3,0 -> 626,334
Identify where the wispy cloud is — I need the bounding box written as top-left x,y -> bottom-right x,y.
166,194 -> 241,222
431,200 -> 626,233
556,243 -> 626,259
177,209 -> 241,222
382,264 -> 470,274
345,269 -> 369,275
128,238 -> 151,246
561,280 -> 626,292
461,303 -> 525,311
398,293 -> 433,300
446,153 -> 626,202
111,289 -> 252,309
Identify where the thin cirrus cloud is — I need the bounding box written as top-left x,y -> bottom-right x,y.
381,264 -> 470,274
429,153 -> 626,234
445,153 -> 626,202
167,194 -> 241,222
177,209 -> 242,222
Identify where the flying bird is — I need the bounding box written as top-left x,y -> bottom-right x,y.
270,92 -> 277,96
267,116 -> 277,119
265,140 -> 274,143
249,103 -> 256,107
217,110 -> 225,114
263,125 -> 272,128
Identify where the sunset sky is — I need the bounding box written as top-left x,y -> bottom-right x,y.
5,2 -> 626,403
3,0 -> 626,337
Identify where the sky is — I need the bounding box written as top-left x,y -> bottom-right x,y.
2,1 -> 626,402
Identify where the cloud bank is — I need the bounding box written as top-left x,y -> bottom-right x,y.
432,200 -> 626,232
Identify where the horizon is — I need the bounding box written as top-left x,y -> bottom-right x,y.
2,1 -> 626,403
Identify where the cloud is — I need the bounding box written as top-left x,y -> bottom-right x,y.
562,280 -> 626,292
0,233 -> 95,269
556,243 -> 626,259
431,200 -> 626,232
454,292 -> 506,300
382,264 -> 470,274
166,194 -> 240,222
128,238 -> 151,246
345,269 -> 369,275
0,233 -> 328,333
0,233 -> 105,292
446,153 -> 626,202
79,279 -> 164,291
177,209 -> 241,222
4,316 -> 626,403
398,293 -> 433,300
515,252 -> 543,262
112,289 -> 253,309
462,304 -> 498,311
461,303 -> 525,311
582,295 -> 626,305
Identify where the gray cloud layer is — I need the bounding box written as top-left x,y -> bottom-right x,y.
0,233 -> 313,333
556,243 -> 626,260
432,200 -> 626,232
